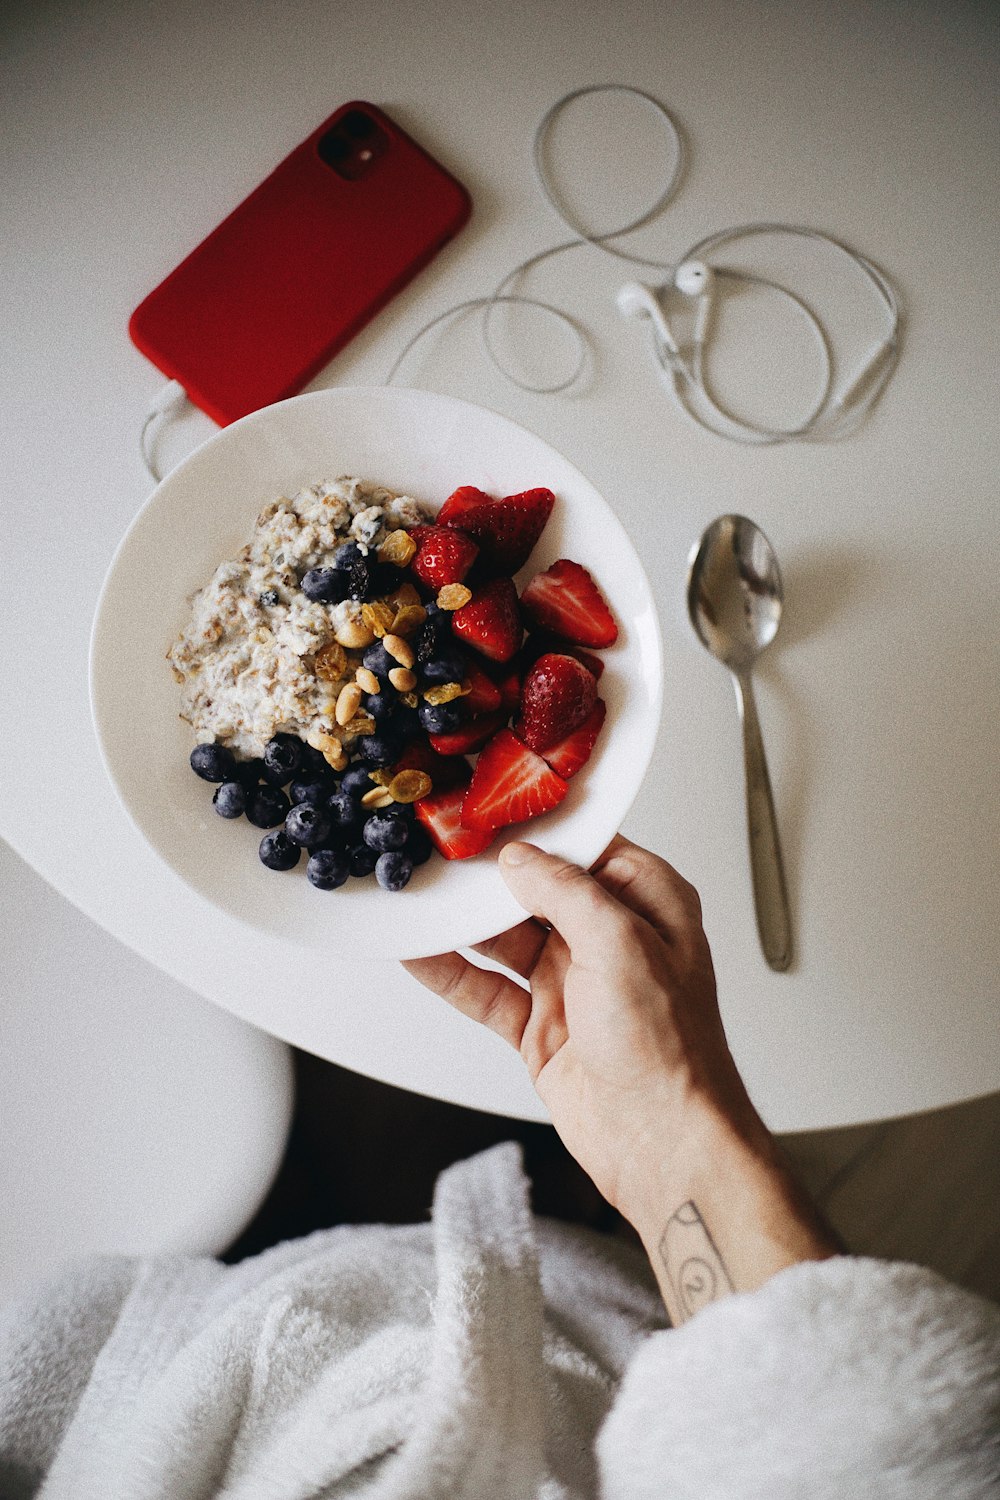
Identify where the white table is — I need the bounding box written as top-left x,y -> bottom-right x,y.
3,0 -> 998,1132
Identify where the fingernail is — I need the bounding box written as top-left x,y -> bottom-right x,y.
499,841 -> 533,867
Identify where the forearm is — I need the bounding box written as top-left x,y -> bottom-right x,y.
623,1099 -> 841,1324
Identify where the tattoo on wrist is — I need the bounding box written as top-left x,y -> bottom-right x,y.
658,1201 -> 733,1322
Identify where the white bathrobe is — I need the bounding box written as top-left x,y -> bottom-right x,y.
1,1143 -> 997,1498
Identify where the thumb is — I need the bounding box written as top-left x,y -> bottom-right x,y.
499,842 -> 630,963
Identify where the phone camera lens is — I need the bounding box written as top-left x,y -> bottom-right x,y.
342,110 -> 375,139
318,130 -> 351,166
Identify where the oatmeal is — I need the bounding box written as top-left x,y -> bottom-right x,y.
168,476 -> 432,759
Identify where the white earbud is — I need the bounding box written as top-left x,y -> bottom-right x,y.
616,281 -> 681,359
674,260 -> 715,346
674,259 -> 713,297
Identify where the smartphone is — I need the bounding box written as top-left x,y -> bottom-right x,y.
128,102 -> 472,425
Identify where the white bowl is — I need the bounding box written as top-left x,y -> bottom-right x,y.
90,387 -> 663,959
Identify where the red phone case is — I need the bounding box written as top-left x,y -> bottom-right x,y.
128,103 -> 471,425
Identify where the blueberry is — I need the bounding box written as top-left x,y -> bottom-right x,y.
258,829 -> 300,871
289,774 -> 332,807
261,734 -> 303,785
259,588 -> 280,607
285,802 -> 332,847
301,566 -> 349,604
362,641 -> 394,679
421,653 -> 466,684
326,788 -> 362,830
299,743 -> 331,776
332,541 -> 365,570
407,822 -> 434,866
341,764 -> 375,799
357,733 -> 402,768
393,704 -> 422,739
415,610 -> 453,663
190,742 -> 237,782
375,851 -> 413,892
212,781 -> 246,818
418,701 -> 463,736
363,811 -> 410,852
306,848 -> 350,890
371,561 -> 404,595
346,558 -> 374,601
347,843 -> 379,878
363,691 -> 396,725
235,757 -> 266,790
246,785 -> 291,828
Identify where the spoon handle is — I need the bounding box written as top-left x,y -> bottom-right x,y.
733,672 -> 793,971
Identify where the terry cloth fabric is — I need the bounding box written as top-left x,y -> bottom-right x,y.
0,1142 -> 997,1498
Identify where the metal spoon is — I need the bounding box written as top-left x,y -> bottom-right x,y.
687,515 -> 792,971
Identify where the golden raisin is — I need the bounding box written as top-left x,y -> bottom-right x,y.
423,682 -> 466,706
313,641 -> 347,682
361,601 -> 396,638
390,603 -> 427,637
388,769 -> 433,803
377,529 -> 418,567
437,583 -> 472,610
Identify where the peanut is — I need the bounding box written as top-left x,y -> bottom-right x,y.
383,633 -> 415,668
334,682 -> 362,726
334,617 -> 376,650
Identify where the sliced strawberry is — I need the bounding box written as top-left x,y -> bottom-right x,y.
462,662 -> 503,715
522,630 -> 605,680
438,484 -> 493,520
516,652 -> 598,753
451,576 -> 522,662
430,709 -> 507,756
520,559 -> 618,648
415,780 -> 495,859
392,737 -> 468,790
407,524 -> 479,591
485,661 -> 523,714
439,486 -> 555,574
568,646 -> 605,680
461,729 -> 568,833
542,699 -> 606,779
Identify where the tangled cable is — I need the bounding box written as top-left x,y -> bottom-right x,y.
386,84 -> 901,445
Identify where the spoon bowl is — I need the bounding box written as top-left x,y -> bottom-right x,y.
687,515 -> 792,971
687,514 -> 784,674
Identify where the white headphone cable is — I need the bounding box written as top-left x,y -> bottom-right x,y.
140,378 -> 189,483
389,84 -> 686,395
388,84 -> 901,444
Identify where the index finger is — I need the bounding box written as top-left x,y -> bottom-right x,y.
590,835 -> 704,942
498,841 -> 634,965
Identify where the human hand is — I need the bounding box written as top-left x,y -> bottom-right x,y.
404,837 -> 838,1320
403,836 -> 759,1224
